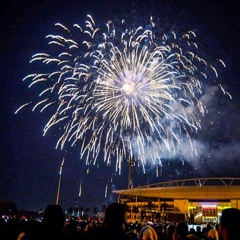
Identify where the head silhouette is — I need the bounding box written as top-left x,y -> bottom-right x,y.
177,222 -> 188,238
43,204 -> 65,232
139,225 -> 158,240
220,208 -> 240,240
105,203 -> 125,229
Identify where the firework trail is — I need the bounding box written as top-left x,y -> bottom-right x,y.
105,184 -> 108,198
16,15 -> 226,172
79,180 -> 82,197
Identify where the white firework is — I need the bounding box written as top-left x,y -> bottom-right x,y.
17,15 -> 225,172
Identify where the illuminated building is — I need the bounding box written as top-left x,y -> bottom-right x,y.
113,178 -> 240,223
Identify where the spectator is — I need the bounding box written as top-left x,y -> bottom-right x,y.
166,224 -> 176,240
219,208 -> 240,240
187,234 -> 202,240
17,220 -> 42,240
208,229 -> 219,240
42,204 -> 71,240
195,226 -> 202,238
98,202 -> 131,240
154,224 -> 165,240
173,222 -> 188,240
138,225 -> 158,240
126,222 -> 139,240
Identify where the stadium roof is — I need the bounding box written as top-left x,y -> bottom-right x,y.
113,178 -> 240,200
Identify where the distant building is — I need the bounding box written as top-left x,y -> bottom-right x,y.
113,178 -> 240,223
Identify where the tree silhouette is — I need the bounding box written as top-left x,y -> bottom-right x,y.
74,206 -> 79,217
92,207 -> 98,217
0,201 -> 17,216
79,206 -> 84,217
101,204 -> 106,213
67,207 -> 73,216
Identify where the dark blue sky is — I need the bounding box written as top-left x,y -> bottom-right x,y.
1,0 -> 240,211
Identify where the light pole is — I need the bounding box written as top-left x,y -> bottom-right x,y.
56,158 -> 65,205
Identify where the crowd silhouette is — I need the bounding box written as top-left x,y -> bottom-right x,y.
1,203 -> 240,240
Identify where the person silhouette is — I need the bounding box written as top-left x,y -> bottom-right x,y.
42,204 -> 71,240
139,225 -> 158,240
98,202 -> 131,240
219,208 -> 240,240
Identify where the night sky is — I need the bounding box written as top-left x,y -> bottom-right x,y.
1,0 -> 240,211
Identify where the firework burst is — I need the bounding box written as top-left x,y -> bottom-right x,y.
16,15 -> 226,172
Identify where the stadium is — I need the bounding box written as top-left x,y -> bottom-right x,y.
113,178 -> 240,223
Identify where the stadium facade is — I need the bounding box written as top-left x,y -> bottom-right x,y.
113,178 -> 240,223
